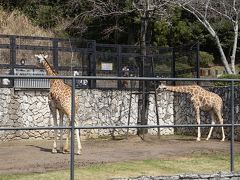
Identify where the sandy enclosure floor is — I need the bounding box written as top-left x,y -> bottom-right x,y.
0,135 -> 239,174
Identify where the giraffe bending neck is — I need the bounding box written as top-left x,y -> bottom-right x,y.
160,85 -> 198,95
157,84 -> 225,141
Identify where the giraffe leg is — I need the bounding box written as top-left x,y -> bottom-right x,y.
52,121 -> 58,154
59,111 -> 64,153
49,101 -> 58,154
75,121 -> 82,155
195,107 -> 201,141
63,120 -> 70,154
206,111 -> 215,141
216,111 -> 225,141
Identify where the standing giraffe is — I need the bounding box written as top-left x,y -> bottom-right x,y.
34,54 -> 82,155
157,84 -> 225,141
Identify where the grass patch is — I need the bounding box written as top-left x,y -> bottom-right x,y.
1,153 -> 239,180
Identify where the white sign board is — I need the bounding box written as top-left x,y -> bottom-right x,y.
101,63 -> 113,71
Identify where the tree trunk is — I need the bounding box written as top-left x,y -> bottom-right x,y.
137,13 -> 149,135
181,6 -> 233,74
127,20 -> 136,45
214,34 -> 233,74
230,20 -> 238,74
202,19 -> 233,74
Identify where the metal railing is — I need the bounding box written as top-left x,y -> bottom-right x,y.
0,34 -> 200,89
0,75 -> 239,179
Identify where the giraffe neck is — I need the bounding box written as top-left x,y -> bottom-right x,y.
165,85 -> 197,95
42,60 -> 57,76
41,59 -> 65,87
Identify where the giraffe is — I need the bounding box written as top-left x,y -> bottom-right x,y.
34,54 -> 82,155
157,84 -> 225,141
121,66 -> 129,88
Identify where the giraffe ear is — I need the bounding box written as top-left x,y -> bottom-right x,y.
44,55 -> 48,59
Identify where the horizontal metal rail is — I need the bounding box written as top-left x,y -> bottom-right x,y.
0,44 -> 93,53
1,74 -> 240,82
0,34 -> 95,42
13,45 -> 92,53
0,65 -> 84,70
0,124 -> 239,131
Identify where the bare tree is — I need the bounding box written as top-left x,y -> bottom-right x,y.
67,0 -> 172,135
67,0 -> 171,45
175,0 -> 240,74
131,0 -> 171,135
132,0 -> 170,50
65,0 -> 134,37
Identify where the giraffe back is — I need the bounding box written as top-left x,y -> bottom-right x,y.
162,85 -> 223,112
190,86 -> 223,112
49,80 -> 79,118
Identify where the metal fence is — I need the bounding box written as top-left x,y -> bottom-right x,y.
0,34 -> 200,89
0,74 -> 239,180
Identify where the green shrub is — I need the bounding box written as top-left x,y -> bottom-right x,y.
199,51 -> 214,68
155,64 -> 171,75
177,73 -> 192,78
176,56 -> 189,65
175,62 -> 191,70
214,74 -> 240,86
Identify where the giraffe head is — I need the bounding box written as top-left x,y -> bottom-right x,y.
156,81 -> 167,92
156,84 -> 166,92
34,54 -> 48,65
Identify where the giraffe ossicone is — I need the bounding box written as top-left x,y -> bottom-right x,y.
157,84 -> 225,142
35,54 -> 48,63
34,54 -> 82,155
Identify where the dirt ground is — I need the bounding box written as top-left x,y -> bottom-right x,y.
0,135 -> 239,174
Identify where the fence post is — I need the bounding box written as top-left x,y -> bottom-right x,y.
52,38 -> 59,72
10,35 -> 16,87
70,77 -> 76,180
230,80 -> 235,172
91,41 -> 96,88
117,45 -> 122,88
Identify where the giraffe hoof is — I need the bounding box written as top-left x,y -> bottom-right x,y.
196,138 -> 201,141
221,139 -> 225,142
52,148 -> 57,154
206,138 -> 209,141
76,150 -> 82,155
63,149 -> 70,154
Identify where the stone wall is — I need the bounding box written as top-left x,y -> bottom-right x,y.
0,89 -> 51,140
77,89 -> 174,138
111,172 -> 240,180
1,86 -> 238,141
0,88 -> 174,141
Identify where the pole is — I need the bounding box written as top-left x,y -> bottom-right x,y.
10,35 -> 16,87
196,42 -> 200,79
70,77 -> 76,180
230,80 -> 235,172
52,39 -> 59,72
